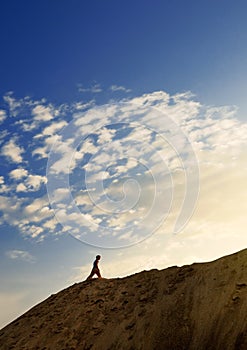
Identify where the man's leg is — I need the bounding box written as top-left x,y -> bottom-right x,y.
86,269 -> 95,280
96,269 -> 102,278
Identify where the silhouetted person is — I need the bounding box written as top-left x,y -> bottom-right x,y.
87,255 -> 102,280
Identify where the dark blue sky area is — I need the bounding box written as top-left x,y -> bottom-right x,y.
1,0 -> 247,108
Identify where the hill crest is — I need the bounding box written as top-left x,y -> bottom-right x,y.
0,249 -> 247,350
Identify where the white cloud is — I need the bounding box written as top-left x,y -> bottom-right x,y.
0,110 -> 6,123
74,107 -> 108,127
77,138 -> 98,156
0,191 -> 54,241
42,120 -> 68,136
42,217 -> 58,230
16,183 -> 27,192
1,90 -> 247,254
131,90 -> 170,108
2,139 -> 24,163
0,176 -> 9,193
49,140 -> 77,174
8,98 -> 67,132
87,150 -> 113,167
0,130 -> 9,144
3,93 -> 22,117
32,105 -> 54,122
0,195 -> 21,213
25,175 -> 47,191
22,225 -> 44,239
110,85 -> 131,93
10,170 -> 47,192
5,249 -> 35,263
78,83 -> 102,93
9,168 -> 28,180
16,120 -> 38,132
32,134 -> 62,159
96,127 -> 116,145
25,197 -> 50,215
46,90 -> 247,249
73,100 -> 95,110
32,146 -> 49,159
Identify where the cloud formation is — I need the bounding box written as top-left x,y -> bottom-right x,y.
109,85 -> 131,93
0,90 -> 246,253
0,110 -> 6,123
2,138 -> 24,163
77,83 -> 102,93
5,250 -> 35,263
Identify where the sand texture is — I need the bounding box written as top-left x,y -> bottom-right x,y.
0,249 -> 247,350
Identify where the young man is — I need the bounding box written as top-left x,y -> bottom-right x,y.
87,255 -> 102,280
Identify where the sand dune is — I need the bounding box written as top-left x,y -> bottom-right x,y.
0,249 -> 247,350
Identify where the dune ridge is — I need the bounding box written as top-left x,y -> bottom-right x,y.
0,249 -> 247,350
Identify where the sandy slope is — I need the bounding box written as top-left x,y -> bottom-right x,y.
0,249 -> 247,350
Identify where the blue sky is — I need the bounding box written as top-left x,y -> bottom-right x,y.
1,0 -> 247,112
1,0 -> 247,328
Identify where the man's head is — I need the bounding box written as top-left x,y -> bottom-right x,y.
96,255 -> 101,260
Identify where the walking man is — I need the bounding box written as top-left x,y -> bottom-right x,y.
87,255 -> 102,280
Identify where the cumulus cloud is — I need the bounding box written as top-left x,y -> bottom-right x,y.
2,139 -> 24,163
3,93 -> 22,117
9,168 -> 28,180
73,100 -> 95,111
0,90 -> 246,254
5,250 -> 35,263
0,110 -> 6,123
0,189 -> 54,240
32,105 -> 54,122
32,146 -> 49,159
9,168 -> 47,193
0,176 -> 9,193
41,120 -> 68,136
25,175 -> 47,191
0,195 -> 26,227
46,90 -> 247,250
78,83 -> 102,93
32,134 -> 63,159
109,85 -> 131,93
20,224 -> 44,239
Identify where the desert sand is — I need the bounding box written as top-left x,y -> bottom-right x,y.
0,249 -> 247,350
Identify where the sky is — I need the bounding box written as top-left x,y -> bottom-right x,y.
0,0 -> 247,329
